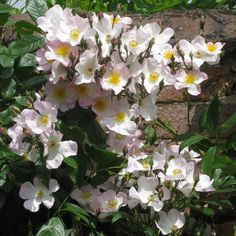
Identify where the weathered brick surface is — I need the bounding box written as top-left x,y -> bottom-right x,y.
156,103 -> 188,138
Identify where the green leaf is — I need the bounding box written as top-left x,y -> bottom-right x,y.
1,79 -> 16,100
14,96 -> 29,107
0,67 -> 14,79
15,20 -> 42,34
0,46 -> 15,67
0,142 -> 18,159
0,107 -> 14,126
112,212 -> 123,224
202,208 -> 215,218
90,170 -> 111,185
60,124 -> 85,144
22,75 -> 47,89
179,134 -> 207,152
220,112 -> 236,134
60,202 -> 90,225
26,0 -> 48,20
86,120 -> 106,146
10,34 -> 45,57
0,4 -> 18,14
201,147 -> 217,176
111,211 -> 130,224
18,53 -> 36,67
86,145 -> 122,167
36,217 -> 65,236
199,96 -> 219,133
201,147 -> 236,177
64,157 -> 78,169
144,126 -> 158,145
0,13 -> 9,26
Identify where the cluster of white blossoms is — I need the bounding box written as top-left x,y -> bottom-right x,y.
71,142 -> 215,234
7,5 -> 224,234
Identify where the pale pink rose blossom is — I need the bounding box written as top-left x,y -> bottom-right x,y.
45,82 -> 76,112
19,177 -> 59,212
174,69 -> 208,96
195,174 -> 216,192
155,209 -> 185,235
40,130 -> 78,169
98,190 -> 127,213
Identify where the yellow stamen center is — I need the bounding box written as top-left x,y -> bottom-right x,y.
55,45 -> 69,57
129,40 -> 139,48
149,72 -> 159,82
171,225 -> 178,232
76,85 -> 88,96
39,115 -> 49,126
110,16 -> 121,24
70,29 -> 80,41
94,98 -> 107,112
185,74 -> 197,84
148,194 -> 155,202
115,134 -> 124,140
106,34 -> 112,43
48,139 -> 58,149
115,112 -> 126,123
53,87 -> 67,101
164,50 -> 174,60
81,191 -> 92,200
207,43 -> 217,52
107,199 -> 118,209
86,67 -> 94,76
108,72 -> 121,85
36,190 -> 44,198
173,169 -> 182,176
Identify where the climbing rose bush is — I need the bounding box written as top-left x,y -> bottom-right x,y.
6,4 -> 225,235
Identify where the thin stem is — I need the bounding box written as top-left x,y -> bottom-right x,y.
185,90 -> 191,133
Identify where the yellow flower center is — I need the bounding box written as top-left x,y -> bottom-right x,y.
108,72 -> 121,85
142,158 -> 151,169
194,51 -> 203,59
48,139 -> 58,149
86,67 -> 94,76
110,16 -> 121,24
70,29 -> 80,41
173,169 -> 182,176
39,115 -> 49,126
94,98 -> 107,112
149,72 -> 159,82
185,74 -> 197,84
55,45 -> 70,57
207,43 -> 217,52
107,199 -> 118,209
81,191 -> 92,200
164,50 -> 174,60
171,225 -> 178,232
115,134 -> 124,140
53,87 -> 67,101
106,34 -> 112,43
148,194 -> 155,202
115,112 -> 126,123
129,40 -> 139,48
76,85 -> 88,97
36,190 -> 44,198
23,153 -> 29,161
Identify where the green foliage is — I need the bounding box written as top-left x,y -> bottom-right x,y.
26,0 -> 48,20
51,0 -> 236,13
36,217 -> 66,236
